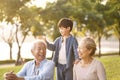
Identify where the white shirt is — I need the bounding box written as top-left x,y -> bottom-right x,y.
58,40 -> 67,64
73,59 -> 106,80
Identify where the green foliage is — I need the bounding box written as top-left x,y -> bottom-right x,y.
0,0 -> 45,65
104,0 -> 120,54
39,0 -> 75,40
0,0 -> 44,37
0,0 -> 30,22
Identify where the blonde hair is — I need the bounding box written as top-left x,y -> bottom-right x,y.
80,37 -> 96,56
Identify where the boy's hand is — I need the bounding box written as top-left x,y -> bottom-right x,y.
74,59 -> 80,64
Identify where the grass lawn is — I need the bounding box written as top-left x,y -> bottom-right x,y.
97,56 -> 120,80
0,65 -> 22,80
0,56 -> 120,80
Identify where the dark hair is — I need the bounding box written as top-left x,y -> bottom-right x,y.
57,18 -> 73,31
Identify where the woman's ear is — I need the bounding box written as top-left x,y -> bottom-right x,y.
88,49 -> 92,55
31,49 -> 33,53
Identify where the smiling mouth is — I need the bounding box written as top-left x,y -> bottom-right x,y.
38,53 -> 45,57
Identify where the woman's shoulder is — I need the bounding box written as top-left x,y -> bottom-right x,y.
93,59 -> 102,63
92,59 -> 104,67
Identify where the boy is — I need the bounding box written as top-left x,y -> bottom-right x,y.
46,18 -> 79,80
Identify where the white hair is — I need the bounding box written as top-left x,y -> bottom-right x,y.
31,39 -> 47,51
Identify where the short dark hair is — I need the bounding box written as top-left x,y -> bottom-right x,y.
57,18 -> 73,31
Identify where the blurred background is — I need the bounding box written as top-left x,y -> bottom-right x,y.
0,0 -> 119,65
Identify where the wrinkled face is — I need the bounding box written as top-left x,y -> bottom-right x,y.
32,42 -> 46,61
59,26 -> 70,36
78,41 -> 90,59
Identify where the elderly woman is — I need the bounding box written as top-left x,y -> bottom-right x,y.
73,37 -> 106,80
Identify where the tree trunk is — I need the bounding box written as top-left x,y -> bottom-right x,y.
9,43 -> 13,60
98,36 -> 101,57
10,46 -> 12,60
14,24 -> 28,65
118,21 -> 120,56
119,38 -> 120,56
15,46 -> 21,65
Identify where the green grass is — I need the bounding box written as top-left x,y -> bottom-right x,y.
97,56 -> 120,80
0,56 -> 120,80
0,66 -> 22,80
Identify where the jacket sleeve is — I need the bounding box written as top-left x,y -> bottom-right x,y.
46,37 -> 60,51
72,37 -> 79,60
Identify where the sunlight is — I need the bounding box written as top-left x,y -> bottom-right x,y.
31,0 -> 56,8
101,0 -> 108,5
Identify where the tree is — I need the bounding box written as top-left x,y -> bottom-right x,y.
12,5 -> 43,65
0,0 -> 43,65
70,0 -> 108,57
0,23 -> 15,60
39,0 -> 75,40
104,0 -> 120,55
0,0 -> 31,65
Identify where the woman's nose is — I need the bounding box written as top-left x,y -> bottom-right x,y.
40,49 -> 43,53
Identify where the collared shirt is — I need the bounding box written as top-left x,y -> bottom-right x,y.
17,59 -> 55,80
